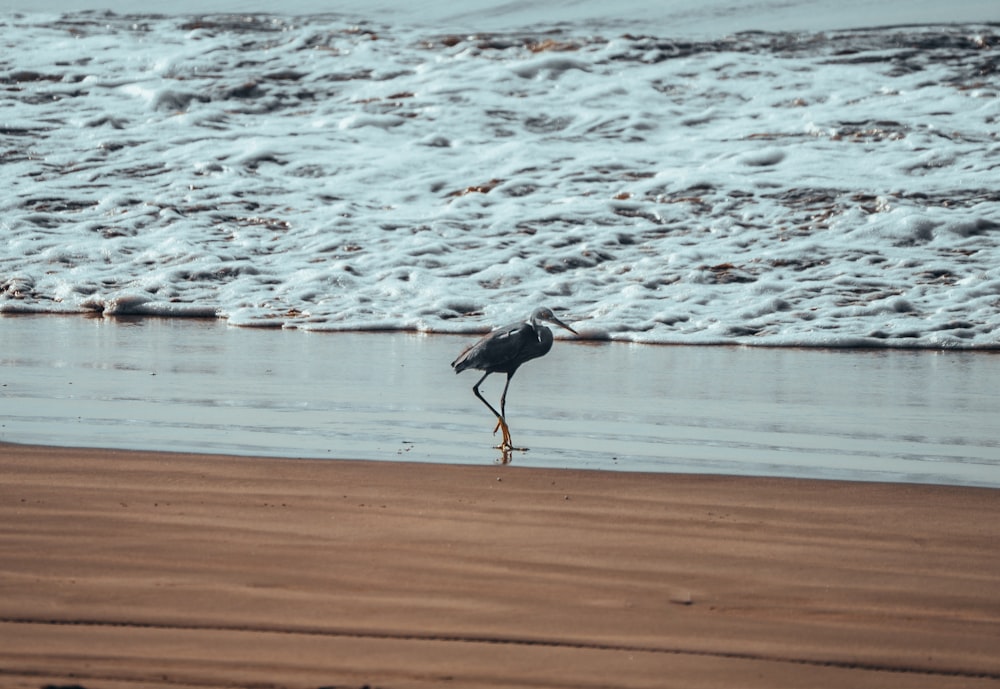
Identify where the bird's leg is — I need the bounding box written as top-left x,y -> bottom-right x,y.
471,372 -> 525,453
472,372 -> 507,441
496,373 -> 527,452
499,372 -> 512,421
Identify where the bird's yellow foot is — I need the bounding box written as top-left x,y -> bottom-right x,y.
493,416 -> 512,450
492,417 -> 528,453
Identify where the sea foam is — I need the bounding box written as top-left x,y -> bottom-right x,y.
1,12 -> 997,347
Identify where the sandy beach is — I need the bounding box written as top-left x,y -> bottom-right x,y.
2,442 -> 998,688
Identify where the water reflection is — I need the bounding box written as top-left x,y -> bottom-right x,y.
3,315 -> 998,487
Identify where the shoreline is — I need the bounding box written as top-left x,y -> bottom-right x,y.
4,315 -> 999,487
5,309 -> 1000,351
2,442 -> 999,688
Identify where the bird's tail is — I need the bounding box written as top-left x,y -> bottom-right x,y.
451,344 -> 475,373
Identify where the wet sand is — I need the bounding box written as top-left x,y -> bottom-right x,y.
2,442 -> 999,688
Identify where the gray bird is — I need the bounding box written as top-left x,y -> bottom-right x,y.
452,307 -> 578,453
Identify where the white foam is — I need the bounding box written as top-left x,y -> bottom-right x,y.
0,8 -> 998,347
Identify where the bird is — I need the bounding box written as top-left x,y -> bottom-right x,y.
451,306 -> 578,454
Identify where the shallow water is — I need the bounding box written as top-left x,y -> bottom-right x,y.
1,6 -> 998,347
2,315 -> 997,487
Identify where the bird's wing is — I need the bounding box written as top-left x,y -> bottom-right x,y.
452,322 -> 533,372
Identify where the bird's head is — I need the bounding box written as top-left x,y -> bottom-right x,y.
530,307 -> 578,335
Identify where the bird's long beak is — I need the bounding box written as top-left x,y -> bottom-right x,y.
550,316 -> 578,336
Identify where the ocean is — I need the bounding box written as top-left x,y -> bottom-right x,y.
2,0 -> 998,347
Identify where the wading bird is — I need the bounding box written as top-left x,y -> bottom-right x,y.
451,307 -> 578,455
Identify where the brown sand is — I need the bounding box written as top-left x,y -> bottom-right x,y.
1,443 -> 998,689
